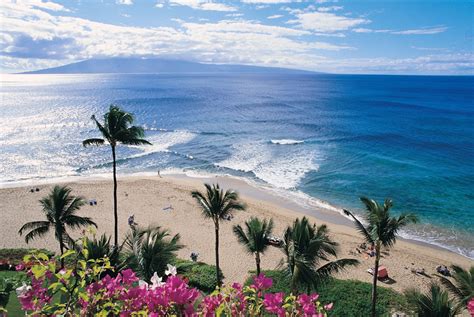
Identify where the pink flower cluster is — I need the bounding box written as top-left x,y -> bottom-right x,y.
17,256 -> 333,316
80,269 -> 200,316
467,298 -> 474,317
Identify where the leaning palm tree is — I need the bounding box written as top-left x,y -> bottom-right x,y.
83,105 -> 150,246
437,265 -> 474,309
19,185 -> 97,267
192,183 -> 246,287
279,217 -> 359,294
124,226 -> 183,282
343,197 -> 418,317
233,217 -> 274,276
404,283 -> 461,317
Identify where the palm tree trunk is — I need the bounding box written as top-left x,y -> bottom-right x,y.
112,145 -> 118,246
371,244 -> 381,317
255,252 -> 261,276
291,266 -> 299,295
59,239 -> 65,268
215,221 -> 221,287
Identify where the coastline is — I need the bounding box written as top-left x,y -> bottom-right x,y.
1,171 -> 471,259
0,173 -> 472,293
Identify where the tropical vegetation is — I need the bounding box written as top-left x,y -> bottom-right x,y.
279,216 -> 359,294
233,216 -> 274,275
123,225 -> 183,282
404,283 -> 462,317
245,270 -> 407,316
13,249 -> 334,316
18,185 -> 97,267
192,183 -> 245,287
437,265 -> 474,309
343,197 -> 418,317
82,105 -> 150,246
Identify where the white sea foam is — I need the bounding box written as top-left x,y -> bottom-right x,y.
128,130 -> 196,159
270,139 -> 304,145
216,141 -> 320,189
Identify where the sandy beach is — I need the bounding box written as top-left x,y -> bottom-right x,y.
0,174 -> 471,294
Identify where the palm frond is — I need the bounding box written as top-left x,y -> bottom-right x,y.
82,138 -> 105,147
316,258 -> 359,280
63,215 -> 97,229
23,225 -> 50,243
343,209 -> 373,244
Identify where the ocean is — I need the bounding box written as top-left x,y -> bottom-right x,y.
1,73 -> 473,258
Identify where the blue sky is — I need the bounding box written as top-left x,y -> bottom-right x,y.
1,0 -> 473,74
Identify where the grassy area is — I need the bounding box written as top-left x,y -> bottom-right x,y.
245,270 -> 406,316
174,259 -> 223,293
0,271 -> 26,316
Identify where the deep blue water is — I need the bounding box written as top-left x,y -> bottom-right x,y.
1,73 -> 473,257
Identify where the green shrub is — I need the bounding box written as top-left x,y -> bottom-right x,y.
245,270 -> 406,316
174,259 -> 223,293
0,271 -> 27,315
0,248 -> 54,269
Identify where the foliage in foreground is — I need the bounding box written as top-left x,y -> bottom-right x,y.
404,283 -> 462,317
13,248 -> 333,316
437,265 -> 474,308
174,259 -> 223,293
0,248 -> 54,269
246,270 -> 407,316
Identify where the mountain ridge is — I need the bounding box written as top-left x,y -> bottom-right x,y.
22,58 -> 319,74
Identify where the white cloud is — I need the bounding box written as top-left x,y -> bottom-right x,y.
323,53 -> 474,75
22,0 -> 69,11
242,0 -> 293,3
353,26 -> 447,35
353,28 -> 389,33
267,14 -> 283,19
288,12 -> 369,32
116,0 -> 133,5
155,3 -> 164,8
392,26 -> 448,35
226,13 -> 244,17
169,0 -> 238,11
0,2 -> 351,73
317,6 -> 343,12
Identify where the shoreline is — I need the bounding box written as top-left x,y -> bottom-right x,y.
1,171 -> 471,260
1,173 -> 473,294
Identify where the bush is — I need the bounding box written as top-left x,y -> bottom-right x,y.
174,259 -> 224,293
246,270 -> 406,316
0,271 -> 27,315
15,250 -> 333,316
0,249 -> 54,270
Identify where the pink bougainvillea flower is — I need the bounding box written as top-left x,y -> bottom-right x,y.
252,273 -> 273,290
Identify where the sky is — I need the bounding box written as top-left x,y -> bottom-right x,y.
0,0 -> 473,74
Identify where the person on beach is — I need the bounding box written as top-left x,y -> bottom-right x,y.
128,214 -> 138,228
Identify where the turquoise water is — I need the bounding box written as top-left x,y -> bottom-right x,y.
1,73 -> 473,257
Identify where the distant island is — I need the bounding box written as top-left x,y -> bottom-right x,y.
22,58 -> 317,74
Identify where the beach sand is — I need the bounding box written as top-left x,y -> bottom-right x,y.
0,174 -> 471,294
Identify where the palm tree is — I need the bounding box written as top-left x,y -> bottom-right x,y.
279,217 -> 359,294
124,226 -> 183,282
81,234 -> 121,268
404,283 -> 461,317
83,105 -> 150,246
343,197 -> 418,317
437,265 -> 474,309
19,185 -> 97,267
192,183 -> 246,287
233,217 -> 274,276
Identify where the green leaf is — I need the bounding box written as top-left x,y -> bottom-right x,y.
60,249 -> 76,259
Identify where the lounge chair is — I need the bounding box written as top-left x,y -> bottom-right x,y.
367,266 -> 390,282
